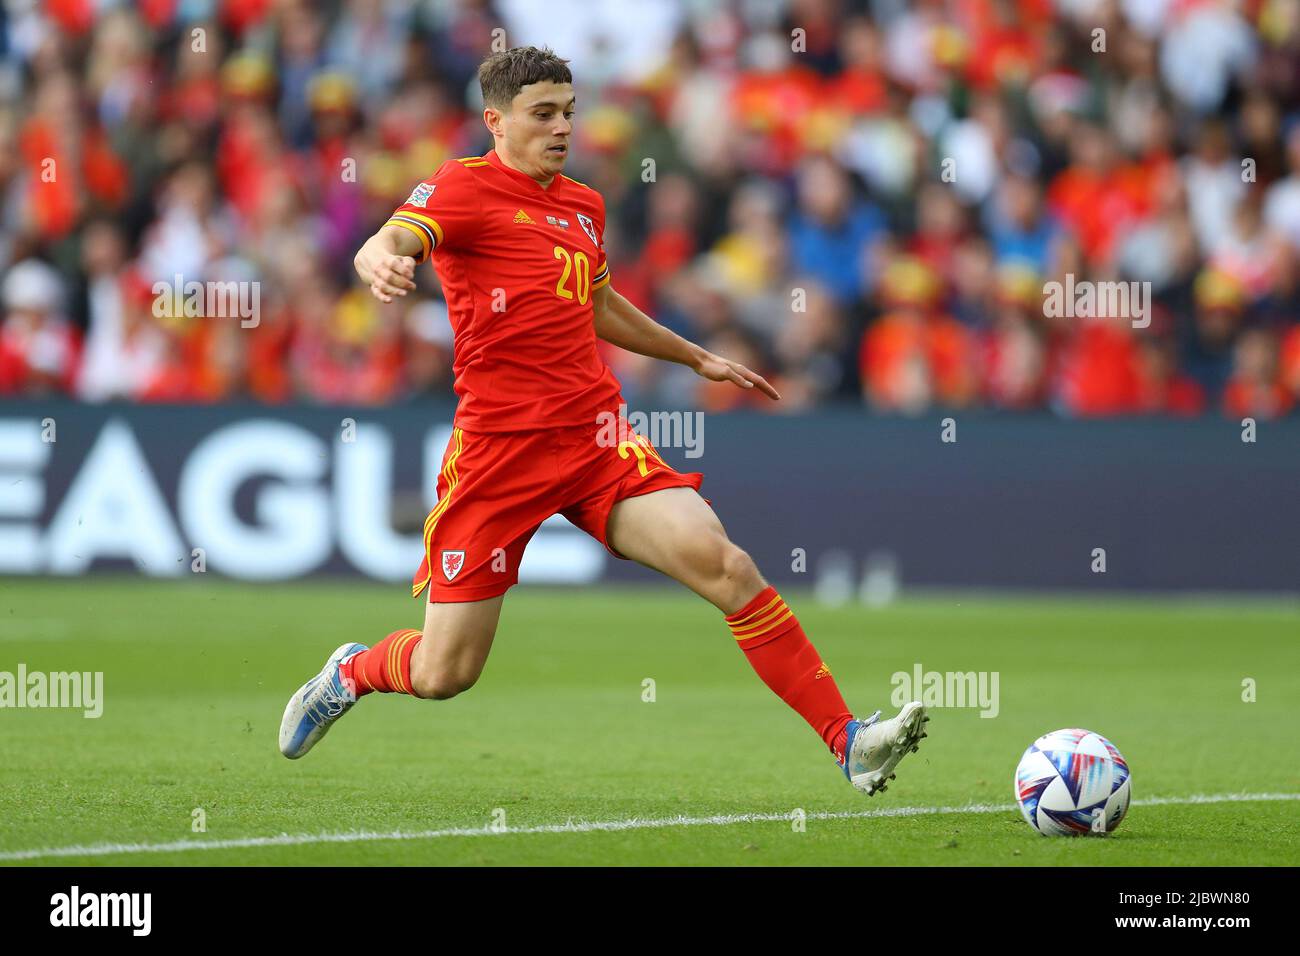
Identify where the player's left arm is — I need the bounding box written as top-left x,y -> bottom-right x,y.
592,283 -> 780,400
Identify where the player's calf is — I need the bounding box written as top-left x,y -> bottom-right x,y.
608,491 -> 866,788
407,664 -> 479,700
331,629 -> 480,700
404,596 -> 502,699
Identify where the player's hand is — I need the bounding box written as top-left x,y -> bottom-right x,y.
356,247 -> 417,303
692,350 -> 780,400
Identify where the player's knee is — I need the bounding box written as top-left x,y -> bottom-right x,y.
717,540 -> 748,579
718,540 -> 762,593
684,533 -> 744,578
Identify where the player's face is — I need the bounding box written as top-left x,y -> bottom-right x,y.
502,81 -> 574,183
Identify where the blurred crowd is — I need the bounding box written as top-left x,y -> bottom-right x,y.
2,0 -> 1299,418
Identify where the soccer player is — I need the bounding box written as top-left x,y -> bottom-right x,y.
279,46 -> 927,795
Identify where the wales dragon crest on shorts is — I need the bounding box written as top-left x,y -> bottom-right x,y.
441,550 -> 465,581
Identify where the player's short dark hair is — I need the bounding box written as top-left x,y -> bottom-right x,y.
478,46 -> 572,110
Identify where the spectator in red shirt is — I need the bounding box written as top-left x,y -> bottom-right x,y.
980,266 -> 1049,410
1281,324 -> 1300,403
1222,328 -> 1293,420
0,260 -> 81,396
1137,336 -> 1207,416
825,17 -> 889,116
1053,317 -> 1144,417
861,255 -> 978,413
1048,123 -> 1145,269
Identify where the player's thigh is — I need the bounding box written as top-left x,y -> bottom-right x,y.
606,487 -> 763,608
408,594 -> 505,699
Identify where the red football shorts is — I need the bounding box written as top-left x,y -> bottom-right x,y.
412,413 -> 704,602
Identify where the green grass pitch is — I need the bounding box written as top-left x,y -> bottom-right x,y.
1,578 -> 1296,866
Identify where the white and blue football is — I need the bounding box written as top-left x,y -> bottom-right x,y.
1014,729 -> 1131,836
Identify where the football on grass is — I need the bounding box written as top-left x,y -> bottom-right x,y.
1014,729 -> 1132,836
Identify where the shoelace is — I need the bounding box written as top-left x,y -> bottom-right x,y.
308,671 -> 353,723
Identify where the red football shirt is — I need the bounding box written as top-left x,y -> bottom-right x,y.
385,149 -> 620,432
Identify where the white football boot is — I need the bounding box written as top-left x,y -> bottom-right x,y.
837,701 -> 929,795
278,642 -> 367,759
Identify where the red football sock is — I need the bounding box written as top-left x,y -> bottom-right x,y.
726,587 -> 854,762
339,629 -> 422,697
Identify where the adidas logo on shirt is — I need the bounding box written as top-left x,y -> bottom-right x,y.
513,209 -> 534,224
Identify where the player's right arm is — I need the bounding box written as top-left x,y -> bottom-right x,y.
357,162 -> 481,303
354,225 -> 421,303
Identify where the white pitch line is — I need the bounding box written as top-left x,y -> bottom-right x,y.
2,792 -> 1297,862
